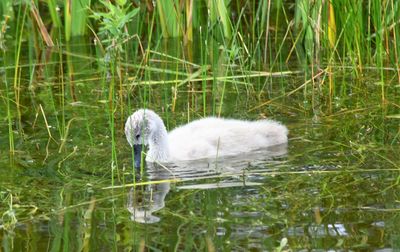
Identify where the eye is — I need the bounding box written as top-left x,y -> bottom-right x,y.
135,134 -> 140,140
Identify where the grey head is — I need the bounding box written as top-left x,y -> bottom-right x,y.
125,109 -> 163,168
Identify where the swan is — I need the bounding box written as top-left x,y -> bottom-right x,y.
125,109 -> 288,168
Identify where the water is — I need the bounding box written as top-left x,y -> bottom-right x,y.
0,40 -> 399,251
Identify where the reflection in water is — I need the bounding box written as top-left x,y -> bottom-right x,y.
126,144 -> 287,224
176,143 -> 288,182
287,223 -> 348,237
166,143 -> 288,179
126,165 -> 171,224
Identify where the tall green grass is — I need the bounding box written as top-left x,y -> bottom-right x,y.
3,63 -> 14,155
65,0 -> 90,40
45,0 -> 61,28
2,1 -> 399,71
1,0 -> 399,175
156,0 -> 182,38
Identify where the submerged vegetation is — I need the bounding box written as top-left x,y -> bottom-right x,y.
0,0 -> 398,149
0,0 -> 399,250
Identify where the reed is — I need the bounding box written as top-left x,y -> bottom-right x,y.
64,0 -> 90,41
3,66 -> 14,154
12,1 -> 28,138
209,0 -> 232,39
71,0 -> 90,37
1,0 -> 399,72
0,0 -> 399,185
45,0 -> 61,27
156,0 -> 182,37
1,5 -> 14,154
64,0 -> 71,41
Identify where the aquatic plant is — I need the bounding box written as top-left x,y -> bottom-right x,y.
90,0 -> 140,57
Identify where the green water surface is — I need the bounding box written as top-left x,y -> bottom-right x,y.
0,39 -> 399,251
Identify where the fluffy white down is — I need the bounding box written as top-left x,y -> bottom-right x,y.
125,109 -> 288,163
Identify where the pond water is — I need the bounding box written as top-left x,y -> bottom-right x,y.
0,39 -> 399,251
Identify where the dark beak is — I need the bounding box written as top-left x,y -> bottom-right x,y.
134,144 -> 143,169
